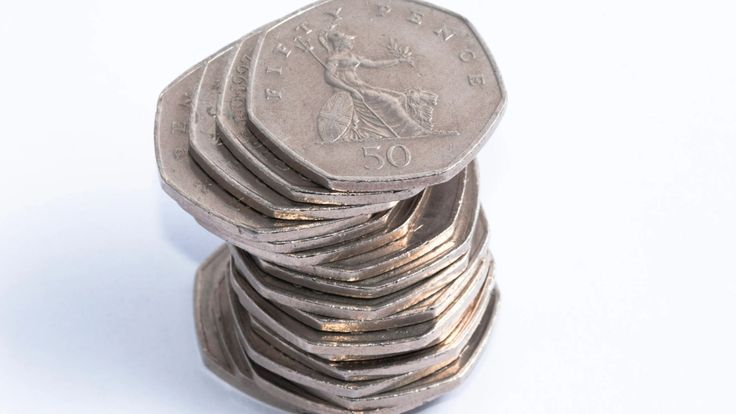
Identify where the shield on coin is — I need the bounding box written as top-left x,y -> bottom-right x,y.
317,92 -> 353,143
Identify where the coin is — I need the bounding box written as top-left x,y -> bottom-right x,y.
264,232 -> 491,334
305,278 -> 495,411
256,210 -> 488,299
223,259 -> 500,412
217,33 -> 422,207
238,190 -> 427,265
228,214 -> 488,323
190,45 -> 397,220
238,309 -> 445,400
155,62 -> 375,244
247,0 -> 506,192
248,265 -> 498,381
197,206 -> 393,254
273,253 -> 489,334
193,246 -> 293,412
229,255 -> 492,361
219,255 -> 433,413
267,163 -> 479,281
230,244 -> 482,324
159,1 -> 506,411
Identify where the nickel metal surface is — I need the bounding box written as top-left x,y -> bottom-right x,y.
164,2 -> 503,411
229,256 -> 493,361
254,210 -> 488,299
190,46 -> 397,220
237,306 -> 446,400
247,0 -> 506,192
201,250 -> 501,412
194,246 -> 294,413
239,188 -> 428,266
196,207 -> 393,254
228,222 -> 489,325
252,229 -> 491,333
257,163 -> 478,281
248,270 -> 498,382
239,276 -> 495,412
206,248 -> 436,414
217,32 -> 421,206
273,253 -> 490,335
155,62 -> 373,245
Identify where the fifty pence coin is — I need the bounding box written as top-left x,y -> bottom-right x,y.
255,209 -> 488,299
190,44 -> 397,220
249,279 -> 499,381
266,163 -> 479,281
155,63 -> 374,244
229,258 -> 492,361
247,0 -> 506,192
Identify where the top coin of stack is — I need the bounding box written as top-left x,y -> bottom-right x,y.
155,0 -> 505,412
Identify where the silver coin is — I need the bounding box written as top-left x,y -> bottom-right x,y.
211,251 -> 431,414
197,206 -> 394,254
248,266 -> 498,381
242,277 -> 495,412
194,246 -> 238,377
228,216 -> 488,324
199,248 -> 330,413
190,45 -> 397,220
237,185 -> 428,266
223,259 -> 500,412
193,246 -> 294,412
218,34 -> 421,206
229,256 -> 492,361
270,252 -> 490,334
265,231 -> 491,334
237,308 -> 446,400
303,278 -> 496,412
155,59 -> 375,244
231,325 -> 430,413
247,0 -> 506,192
263,163 -> 479,281
230,241 -> 486,324
165,2 -> 505,412
256,209 -> 488,299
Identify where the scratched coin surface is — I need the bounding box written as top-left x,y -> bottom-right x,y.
248,0 -> 506,192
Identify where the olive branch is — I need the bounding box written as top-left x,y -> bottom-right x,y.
386,39 -> 416,67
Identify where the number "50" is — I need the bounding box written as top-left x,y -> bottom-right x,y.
362,145 -> 412,170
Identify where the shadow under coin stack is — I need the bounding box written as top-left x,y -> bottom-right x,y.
155,1 -> 506,412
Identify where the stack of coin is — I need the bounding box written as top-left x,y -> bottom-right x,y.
155,1 -> 505,412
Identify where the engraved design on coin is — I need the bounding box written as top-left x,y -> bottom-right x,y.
248,0 -> 506,192
297,25 -> 459,143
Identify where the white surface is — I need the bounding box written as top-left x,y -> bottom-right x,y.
1,1 -> 735,413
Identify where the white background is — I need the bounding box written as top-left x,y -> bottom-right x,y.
1,1 -> 734,413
